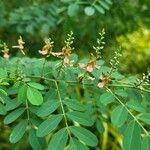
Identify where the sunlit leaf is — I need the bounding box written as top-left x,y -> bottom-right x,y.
27,87 -> 43,106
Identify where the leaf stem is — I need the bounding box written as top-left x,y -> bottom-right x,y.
54,80 -> 71,137
25,99 -> 30,122
25,75 -> 150,94
106,87 -> 149,136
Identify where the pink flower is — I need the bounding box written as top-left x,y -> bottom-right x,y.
39,49 -> 49,55
3,52 -> 10,59
50,51 -> 70,64
12,36 -> 25,55
97,76 -> 109,88
79,63 -> 86,68
64,56 -> 70,64
79,60 -> 100,72
50,52 -> 64,56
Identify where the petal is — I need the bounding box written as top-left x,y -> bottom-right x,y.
3,53 -> 10,59
95,65 -> 101,69
79,63 -> 86,68
64,56 -> 69,64
97,82 -> 105,88
39,50 -> 48,55
88,77 -> 95,81
86,64 -> 93,72
51,52 -> 64,56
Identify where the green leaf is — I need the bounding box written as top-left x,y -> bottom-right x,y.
126,100 -> 145,113
0,103 -> 7,115
48,128 -> 68,150
63,99 -> 85,111
68,3 -> 79,17
5,98 -> 21,111
99,1 -> 110,10
123,121 -> 141,150
111,105 -> 128,126
99,92 -> 115,105
36,100 -> 60,117
96,120 -> 105,133
4,107 -> 25,124
84,7 -> 95,16
41,24 -> 49,34
94,5 -> 105,14
9,120 -> 28,143
29,128 -> 45,150
27,82 -> 45,90
36,114 -> 63,137
27,87 -> 43,106
141,137 -> 150,150
70,138 -> 89,150
115,89 -> 128,97
127,89 -> 142,101
66,111 -> 93,126
70,126 -> 98,147
0,68 -> 7,79
0,88 -> 7,96
18,84 -> 27,102
105,0 -> 112,5
138,113 -> 150,125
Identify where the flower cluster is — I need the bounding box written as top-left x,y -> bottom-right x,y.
39,31 -> 74,65
79,59 -> 100,72
2,43 -> 10,59
12,36 -> 25,55
39,38 -> 54,56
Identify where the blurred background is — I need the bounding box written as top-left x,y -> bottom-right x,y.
0,0 -> 150,74
0,0 -> 150,149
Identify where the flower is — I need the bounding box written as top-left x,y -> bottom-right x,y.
12,36 -> 25,55
3,52 -> 10,59
97,76 -> 109,88
39,38 -> 54,56
79,60 -> 100,72
50,51 -> 70,64
2,44 -> 10,59
39,45 -> 50,55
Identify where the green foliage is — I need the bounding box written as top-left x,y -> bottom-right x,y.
0,31 -> 150,150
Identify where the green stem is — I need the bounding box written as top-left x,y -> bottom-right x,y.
25,99 -> 30,122
54,80 -> 71,137
108,84 -> 150,93
25,75 -> 150,93
106,87 -> 149,136
41,58 -> 46,77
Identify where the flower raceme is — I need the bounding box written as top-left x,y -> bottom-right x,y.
97,75 -> 110,88
2,43 -> 10,59
38,38 -> 54,55
79,59 -> 109,88
79,59 -> 100,72
12,36 -> 25,55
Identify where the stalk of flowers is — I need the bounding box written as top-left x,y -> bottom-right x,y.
50,46 -> 74,65
38,38 -> 73,64
12,36 -> 25,55
2,43 -> 10,59
79,58 -> 100,72
38,38 -> 54,56
97,75 -> 110,88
